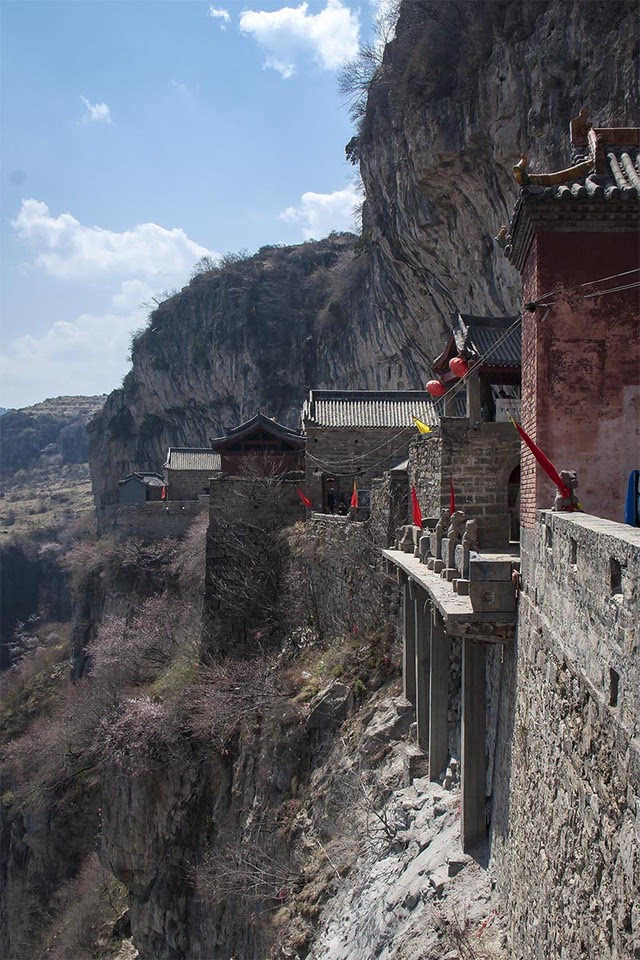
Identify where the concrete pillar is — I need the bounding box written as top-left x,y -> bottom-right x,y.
461,637 -> 486,851
414,591 -> 430,751
403,580 -> 416,704
443,389 -> 456,416
466,371 -> 481,425
429,609 -> 449,780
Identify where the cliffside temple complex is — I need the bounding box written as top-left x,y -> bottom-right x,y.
380,110 -> 640,928
18,93 -> 638,960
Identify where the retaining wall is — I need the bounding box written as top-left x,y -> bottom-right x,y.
492,511 -> 640,959
97,500 -> 206,538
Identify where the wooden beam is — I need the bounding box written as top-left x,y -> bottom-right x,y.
461,637 -> 487,851
429,610 -> 449,780
414,592 -> 430,751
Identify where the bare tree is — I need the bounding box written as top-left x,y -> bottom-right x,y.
337,0 -> 400,123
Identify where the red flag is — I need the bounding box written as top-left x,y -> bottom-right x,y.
411,486 -> 423,528
161,485 -> 167,500
449,477 -> 455,515
509,415 -> 571,499
350,481 -> 358,509
296,487 -> 313,509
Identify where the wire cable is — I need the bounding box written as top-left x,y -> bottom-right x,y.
527,268 -> 640,310
306,313 -> 525,474
537,280 -> 640,308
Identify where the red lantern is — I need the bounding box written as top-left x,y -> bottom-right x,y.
449,356 -> 469,378
425,379 -> 446,397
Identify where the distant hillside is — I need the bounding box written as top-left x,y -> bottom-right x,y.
0,395 -> 105,476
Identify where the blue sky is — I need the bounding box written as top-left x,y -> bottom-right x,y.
1,0 -> 381,408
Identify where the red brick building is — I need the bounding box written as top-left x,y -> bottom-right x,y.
500,109 -> 640,526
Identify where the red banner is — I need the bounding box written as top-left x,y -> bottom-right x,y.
411,486 -> 423,528
296,487 -> 313,509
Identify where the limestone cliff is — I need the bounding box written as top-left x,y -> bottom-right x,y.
89,0 -> 638,506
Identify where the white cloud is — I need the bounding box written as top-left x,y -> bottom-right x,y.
80,96 -> 112,125
3,201 -> 219,406
239,0 -> 359,78
0,301 -> 146,405
12,199 -> 213,281
208,6 -> 230,29
279,184 -> 361,239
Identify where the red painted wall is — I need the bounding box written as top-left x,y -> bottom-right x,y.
521,231 -> 640,525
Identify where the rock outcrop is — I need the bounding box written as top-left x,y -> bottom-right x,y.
90,1 -> 638,507
0,396 -> 105,475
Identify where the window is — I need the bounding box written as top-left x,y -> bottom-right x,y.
569,538 -> 578,565
609,667 -> 619,708
610,558 -> 622,596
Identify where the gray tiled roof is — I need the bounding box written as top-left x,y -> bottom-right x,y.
454,314 -> 521,367
502,124 -> 640,269
303,391 -> 438,429
165,448 -> 222,471
210,412 -> 305,446
119,472 -> 165,487
520,147 -> 640,201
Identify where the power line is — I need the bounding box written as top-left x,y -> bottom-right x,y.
527,268 -> 640,310
303,266 -> 636,477
306,313 -> 525,474
537,280 -> 640,307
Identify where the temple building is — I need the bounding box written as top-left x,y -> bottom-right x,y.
499,107 -> 640,525
118,472 -> 165,505
164,449 -> 222,501
209,413 -> 305,476
302,389 -> 437,514
432,312 -> 521,423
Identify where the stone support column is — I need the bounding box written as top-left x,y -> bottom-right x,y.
402,578 -> 416,704
414,591 -> 430,751
429,609 -> 449,779
461,637 -> 486,851
466,371 -> 481,425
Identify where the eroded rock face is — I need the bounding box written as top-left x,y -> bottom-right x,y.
89,2 -> 638,507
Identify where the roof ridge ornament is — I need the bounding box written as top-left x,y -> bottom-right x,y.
570,107 -> 591,150
513,154 -> 593,188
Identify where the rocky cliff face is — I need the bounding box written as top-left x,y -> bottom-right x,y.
0,396 -> 105,475
90,1 -> 638,506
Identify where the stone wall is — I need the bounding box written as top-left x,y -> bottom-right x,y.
305,425 -> 414,513
203,477 -> 304,654
283,514 -> 401,646
519,231 -> 640,527
491,512 -> 640,959
369,470 -> 410,548
96,500 -> 206,538
167,469 -> 217,501
409,420 -> 520,547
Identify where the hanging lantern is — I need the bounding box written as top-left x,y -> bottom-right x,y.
425,379 -> 446,397
449,356 -> 469,378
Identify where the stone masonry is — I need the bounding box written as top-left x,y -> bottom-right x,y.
305,424 -> 415,513
491,512 -> 640,959
409,420 -> 520,547
203,476 -> 304,654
